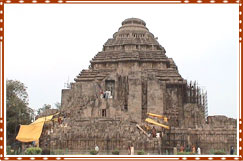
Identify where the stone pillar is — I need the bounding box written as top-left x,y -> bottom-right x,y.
61,89 -> 71,108
128,74 -> 142,122
147,79 -> 164,116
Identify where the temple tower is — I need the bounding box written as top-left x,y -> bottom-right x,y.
43,18 -> 236,155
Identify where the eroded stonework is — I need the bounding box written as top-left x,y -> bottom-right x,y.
41,18 -> 237,155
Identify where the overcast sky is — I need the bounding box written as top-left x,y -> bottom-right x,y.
4,4 -> 239,118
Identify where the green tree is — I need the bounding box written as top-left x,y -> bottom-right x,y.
37,104 -> 51,115
55,102 -> 61,110
6,80 -> 32,146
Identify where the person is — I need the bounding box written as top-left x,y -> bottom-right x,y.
152,127 -> 156,138
95,145 -> 99,154
165,149 -> 168,155
197,146 -> 201,155
230,146 -> 234,155
186,145 -> 190,152
192,145 -> 196,154
148,133 -> 151,137
100,91 -> 104,99
127,145 -> 131,155
180,145 -> 184,152
173,147 -> 177,155
58,117 -> 62,125
130,144 -> 134,155
103,92 -> 106,98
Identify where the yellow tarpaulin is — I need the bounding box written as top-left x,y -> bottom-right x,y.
31,115 -> 53,124
145,118 -> 170,129
16,122 -> 44,142
16,115 -> 54,143
147,113 -> 168,122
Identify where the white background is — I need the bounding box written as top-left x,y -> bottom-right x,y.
4,4 -> 239,118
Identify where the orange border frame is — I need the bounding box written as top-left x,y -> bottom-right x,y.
0,1 -> 242,160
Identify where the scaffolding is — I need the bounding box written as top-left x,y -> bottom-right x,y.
186,81 -> 208,119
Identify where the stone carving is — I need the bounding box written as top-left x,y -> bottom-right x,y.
40,18 -> 237,155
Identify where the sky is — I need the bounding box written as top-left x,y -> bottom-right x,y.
4,4 -> 239,118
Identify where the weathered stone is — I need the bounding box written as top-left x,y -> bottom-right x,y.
39,18 -> 237,155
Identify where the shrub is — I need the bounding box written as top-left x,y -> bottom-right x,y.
210,149 -> 214,154
137,150 -> 145,155
112,149 -> 119,155
7,146 -> 15,155
214,150 -> 226,155
41,149 -> 50,155
54,149 -> 64,155
90,150 -> 98,155
177,152 -> 195,155
24,147 -> 42,155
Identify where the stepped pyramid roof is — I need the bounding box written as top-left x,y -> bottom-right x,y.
91,18 -> 167,64
75,18 -> 183,82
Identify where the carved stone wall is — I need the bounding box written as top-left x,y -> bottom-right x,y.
40,18 -> 237,155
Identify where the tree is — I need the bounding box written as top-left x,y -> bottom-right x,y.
6,80 -> 32,146
37,104 -> 51,115
55,102 -> 61,110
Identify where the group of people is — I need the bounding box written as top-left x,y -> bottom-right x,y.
94,144 -> 235,155
95,144 -> 134,155
145,126 -> 160,138
178,145 -> 235,155
128,144 -> 135,155
100,91 -> 112,99
179,145 -> 201,154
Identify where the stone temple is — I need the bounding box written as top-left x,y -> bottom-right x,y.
41,18 -> 237,155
